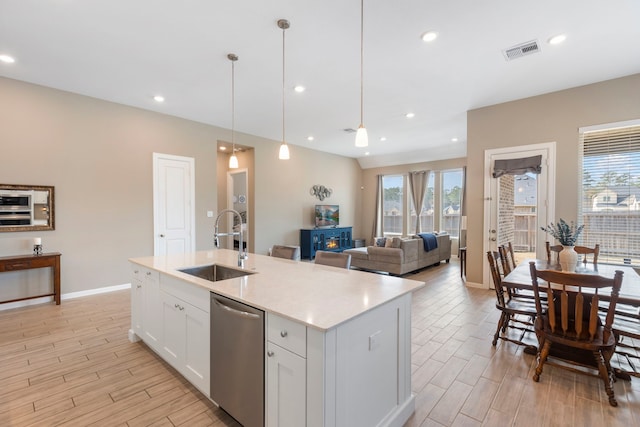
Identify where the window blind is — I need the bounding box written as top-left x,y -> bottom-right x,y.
579,124 -> 640,266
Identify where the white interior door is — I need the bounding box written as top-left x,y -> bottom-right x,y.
483,143 -> 556,287
153,153 -> 195,256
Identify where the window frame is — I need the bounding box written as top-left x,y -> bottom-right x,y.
578,119 -> 640,266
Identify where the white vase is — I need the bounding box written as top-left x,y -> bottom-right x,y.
559,245 -> 579,272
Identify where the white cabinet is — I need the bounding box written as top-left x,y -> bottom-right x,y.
160,274 -> 210,396
129,265 -> 161,352
141,268 -> 162,351
130,266 -> 144,337
129,263 -> 210,397
266,314 -> 307,427
267,342 -> 306,427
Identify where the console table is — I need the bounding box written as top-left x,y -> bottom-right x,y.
0,252 -> 61,305
300,227 -> 352,259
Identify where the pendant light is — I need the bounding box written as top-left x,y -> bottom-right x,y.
278,19 -> 290,160
228,53 -> 239,169
355,0 -> 368,147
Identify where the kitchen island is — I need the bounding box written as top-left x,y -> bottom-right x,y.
129,249 -> 425,427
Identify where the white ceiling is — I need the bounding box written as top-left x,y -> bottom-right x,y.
1,1 -> 639,168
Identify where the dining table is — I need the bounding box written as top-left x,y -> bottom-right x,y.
502,259 -> 640,306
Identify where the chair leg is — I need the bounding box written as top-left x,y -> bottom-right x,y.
594,350 -> 618,407
533,340 -> 551,382
493,312 -> 507,346
502,313 -> 511,332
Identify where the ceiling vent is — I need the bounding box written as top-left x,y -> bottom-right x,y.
502,40 -> 540,61
343,128 -> 357,133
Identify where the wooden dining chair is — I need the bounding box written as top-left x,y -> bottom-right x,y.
575,243 -> 600,265
486,251 -> 538,352
498,244 -> 516,275
608,302 -> 640,379
271,244 -> 301,261
545,241 -> 563,263
314,251 -> 351,269
529,262 -> 624,406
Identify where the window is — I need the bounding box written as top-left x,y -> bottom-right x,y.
382,175 -> 404,236
579,123 -> 640,266
380,169 -> 464,237
441,170 -> 463,238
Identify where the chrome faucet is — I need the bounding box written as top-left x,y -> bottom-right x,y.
214,209 -> 247,267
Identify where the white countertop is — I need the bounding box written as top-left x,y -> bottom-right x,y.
129,249 -> 425,331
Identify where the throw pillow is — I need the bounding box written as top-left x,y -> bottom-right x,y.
384,238 -> 393,248
391,237 -> 402,248
374,237 -> 387,247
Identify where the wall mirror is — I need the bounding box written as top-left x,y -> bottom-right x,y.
0,184 -> 55,232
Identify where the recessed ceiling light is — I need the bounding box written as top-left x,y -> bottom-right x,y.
153,95 -> 165,103
548,34 -> 567,45
219,146 -> 227,151
294,85 -> 305,93
307,136 -> 314,141
365,152 -> 370,156
451,137 -> 458,142
380,137 -> 387,142
0,54 -> 16,64
421,31 -> 438,42
405,112 -> 415,119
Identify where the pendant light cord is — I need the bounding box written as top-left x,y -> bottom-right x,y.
282,24 -> 286,144
231,58 -> 235,150
360,0 -> 364,126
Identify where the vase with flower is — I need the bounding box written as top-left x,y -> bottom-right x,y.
541,219 -> 584,272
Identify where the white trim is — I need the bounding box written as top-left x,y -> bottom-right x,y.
579,119 -> 640,134
483,141 -> 556,288
0,283 -> 131,312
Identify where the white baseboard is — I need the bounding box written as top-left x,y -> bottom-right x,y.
465,280 -> 487,289
0,283 -> 131,311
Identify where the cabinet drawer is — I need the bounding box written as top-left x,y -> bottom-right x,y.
131,264 -> 152,281
160,273 -> 210,312
267,313 -> 306,357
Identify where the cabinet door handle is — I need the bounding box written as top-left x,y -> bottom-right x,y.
146,271 -> 152,276
267,351 -> 274,357
280,330 -> 288,338
136,284 -> 142,289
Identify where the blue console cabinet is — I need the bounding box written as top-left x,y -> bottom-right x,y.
300,227 -> 352,259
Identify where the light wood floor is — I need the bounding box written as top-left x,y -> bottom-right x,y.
0,260 -> 638,426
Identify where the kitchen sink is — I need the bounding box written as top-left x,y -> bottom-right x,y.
178,264 -> 255,282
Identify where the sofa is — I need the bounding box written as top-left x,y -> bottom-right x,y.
344,233 -> 451,275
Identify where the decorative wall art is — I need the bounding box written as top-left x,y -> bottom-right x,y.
310,185 -> 332,201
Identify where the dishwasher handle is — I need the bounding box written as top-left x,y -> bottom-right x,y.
212,297 -> 261,319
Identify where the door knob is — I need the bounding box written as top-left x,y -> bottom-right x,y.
160,234 -> 165,238
267,351 -> 274,357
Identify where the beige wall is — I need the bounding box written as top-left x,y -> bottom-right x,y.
360,157 -> 467,246
0,77 -> 362,300
466,73 -> 640,287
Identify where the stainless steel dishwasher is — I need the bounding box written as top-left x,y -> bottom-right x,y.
210,293 -> 264,427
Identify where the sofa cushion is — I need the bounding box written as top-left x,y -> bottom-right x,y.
374,237 -> 387,247
346,246 -> 369,260
367,246 -> 403,263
